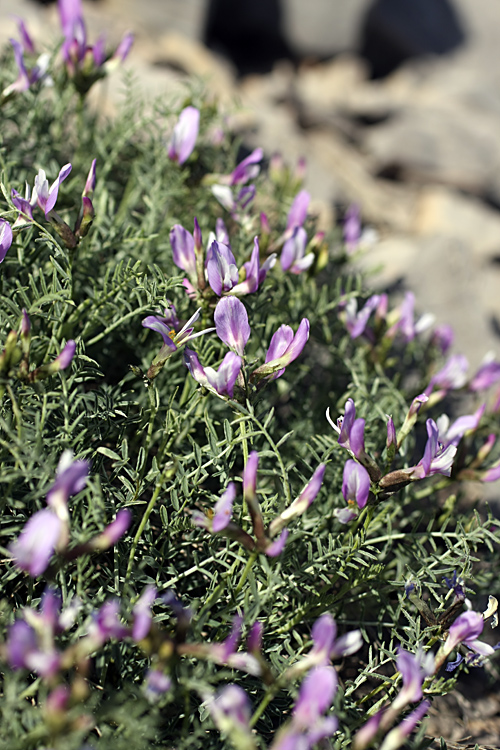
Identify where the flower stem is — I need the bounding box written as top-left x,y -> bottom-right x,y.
124,478 -> 164,590
235,551 -> 258,595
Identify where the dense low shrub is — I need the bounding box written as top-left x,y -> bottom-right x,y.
1,4 -> 500,749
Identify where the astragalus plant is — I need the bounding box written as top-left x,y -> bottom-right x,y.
1,3 -> 500,749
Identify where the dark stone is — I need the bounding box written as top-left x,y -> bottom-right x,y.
360,0 -> 466,78
204,0 -> 294,76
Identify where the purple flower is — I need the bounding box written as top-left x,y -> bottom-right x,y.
208,684 -> 252,734
10,451 -> 90,575
205,620 -> 263,677
45,686 -> 70,717
83,158 -> 96,198
241,451 -> 267,546
280,227 -> 314,274
53,340 -> 76,370
443,571 -> 467,602
381,416 -> 458,489
436,404 -> 485,448
211,184 -> 256,219
409,418 -> 457,480
293,665 -> 338,728
132,585 -> 157,641
11,186 -> 34,227
184,349 -> 242,398
481,459 -> 500,482
343,203 -> 361,254
32,164 -> 72,219
212,483 -> 237,532
244,451 -> 259,501
228,147 -> 263,186
231,237 -> 276,295
89,600 -> 130,644
425,353 -> 469,395
344,294 -> 380,339
214,297 -> 251,356
206,240 -> 239,295
46,450 -> 90,516
334,506 -> 358,524
215,616 -> 244,661
469,357 -> 500,391
105,32 -> 134,69
25,339 -> 76,382
386,292 -> 434,343
272,665 -> 339,749
2,38 -> 47,97
59,0 -> 83,37
443,610 -> 494,661
326,398 -> 366,461
9,508 -> 64,577
15,17 -> 35,54
353,710 -> 385,750
409,394 -> 428,418
430,324 -> 454,354
392,648 -> 434,711
0,219 -> 13,263
250,318 -> 310,382
170,224 -> 197,281
292,613 -> 362,674
286,190 -> 310,232
144,669 -> 172,701
143,308 -> 215,378
265,529 -> 289,557
89,508 -> 131,550
269,464 -> 326,535
342,459 -> 370,509
58,0 -> 133,83
168,106 -> 200,165
59,1 -> 88,74
379,700 -> 431,750
247,621 -> 263,653
7,620 -> 60,677
395,393 -> 429,450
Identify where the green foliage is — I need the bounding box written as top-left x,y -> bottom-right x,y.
1,25 -> 500,750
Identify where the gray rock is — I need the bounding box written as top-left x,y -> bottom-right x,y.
362,106 -> 500,195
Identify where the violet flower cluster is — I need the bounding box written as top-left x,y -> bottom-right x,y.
183,295 -> 309,399
143,293 -> 310,394
193,451 -> 325,558
1,19 -> 49,101
12,158 -> 97,248
353,647 -> 434,750
169,217 -> 276,301
205,612 -> 362,750
342,290 -> 434,346
210,147 -> 263,221
142,307 -> 215,380
9,451 -> 130,576
4,583 -> 157,724
1,1 -> 132,100
58,0 -> 133,94
327,393 -> 495,522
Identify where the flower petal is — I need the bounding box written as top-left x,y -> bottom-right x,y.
214,297 -> 250,356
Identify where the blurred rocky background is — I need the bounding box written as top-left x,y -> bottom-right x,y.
3,1 -> 500,744
3,0 -> 500,369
